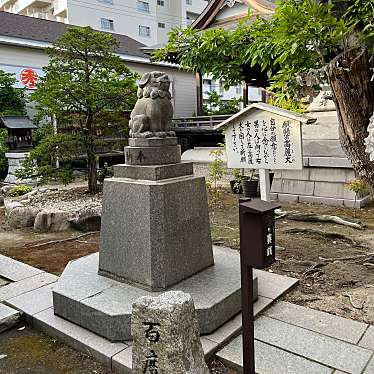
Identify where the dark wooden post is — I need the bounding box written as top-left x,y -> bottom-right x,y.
242,81 -> 249,108
196,70 -> 203,116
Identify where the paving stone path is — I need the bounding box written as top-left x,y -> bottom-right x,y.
217,301 -> 374,374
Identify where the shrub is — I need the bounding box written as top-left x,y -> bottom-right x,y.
8,185 -> 33,197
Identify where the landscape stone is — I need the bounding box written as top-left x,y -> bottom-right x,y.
254,316 -> 372,373
131,291 -> 209,374
359,326 -> 374,351
217,336 -> 333,374
0,272 -> 57,302
0,303 -> 21,333
124,145 -> 181,166
69,207 -> 102,232
34,210 -> 73,232
264,301 -> 368,344
0,254 -> 43,281
113,162 -> 193,181
0,195 -> 4,207
99,175 -> 213,290
4,200 -> 23,212
6,206 -> 40,228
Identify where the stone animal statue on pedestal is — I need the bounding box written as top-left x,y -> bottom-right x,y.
129,71 -> 175,138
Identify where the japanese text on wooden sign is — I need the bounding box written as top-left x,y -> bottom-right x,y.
225,111 -> 303,170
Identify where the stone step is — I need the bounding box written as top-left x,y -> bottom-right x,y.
0,303 -> 21,333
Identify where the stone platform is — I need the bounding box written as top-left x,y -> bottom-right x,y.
0,253 -> 298,374
53,246 -> 255,341
217,301 -> 374,374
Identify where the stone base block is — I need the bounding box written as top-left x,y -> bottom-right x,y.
99,175 -> 213,290
53,246 -> 257,342
124,145 -> 181,166
129,137 -> 178,147
113,162 -> 193,181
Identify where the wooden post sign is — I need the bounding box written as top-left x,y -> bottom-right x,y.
215,103 -> 316,201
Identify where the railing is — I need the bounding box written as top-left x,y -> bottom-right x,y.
172,115 -> 231,129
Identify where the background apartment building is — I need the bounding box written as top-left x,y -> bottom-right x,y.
0,0 -> 208,45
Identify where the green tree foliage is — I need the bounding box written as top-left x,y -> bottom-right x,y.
154,24 -> 252,89
155,0 -> 374,194
0,70 -> 26,116
22,26 -> 138,193
203,91 -> 241,115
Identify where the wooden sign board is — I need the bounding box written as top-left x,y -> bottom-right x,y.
220,106 -> 304,170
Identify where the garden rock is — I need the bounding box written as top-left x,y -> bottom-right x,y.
0,195 -> 4,207
34,210 -> 75,232
4,201 -> 24,213
7,206 -> 40,228
69,207 -> 102,232
132,291 -> 209,374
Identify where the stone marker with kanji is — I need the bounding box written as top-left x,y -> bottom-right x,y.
132,291 -> 209,374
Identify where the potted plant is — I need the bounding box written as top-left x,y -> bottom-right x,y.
241,170 -> 259,198
230,168 -> 244,194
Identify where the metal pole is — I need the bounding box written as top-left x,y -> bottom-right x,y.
241,263 -> 255,374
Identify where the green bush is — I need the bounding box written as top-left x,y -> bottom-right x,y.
8,185 -> 33,197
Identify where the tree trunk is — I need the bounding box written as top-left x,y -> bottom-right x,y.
326,47 -> 374,195
87,151 -> 98,194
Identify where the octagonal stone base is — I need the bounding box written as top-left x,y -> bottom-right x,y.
53,246 -> 258,342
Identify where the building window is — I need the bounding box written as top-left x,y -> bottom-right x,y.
137,0 -> 149,12
186,0 -> 192,4
157,0 -> 164,5
98,0 -> 113,4
158,22 -> 165,29
101,18 -> 114,30
139,25 -> 151,37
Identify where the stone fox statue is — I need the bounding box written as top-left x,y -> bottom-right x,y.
129,71 -> 175,138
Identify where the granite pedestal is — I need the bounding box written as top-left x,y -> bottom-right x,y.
54,137 -> 257,342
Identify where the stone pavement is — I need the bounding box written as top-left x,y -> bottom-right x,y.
0,252 -> 297,373
217,301 -> 374,374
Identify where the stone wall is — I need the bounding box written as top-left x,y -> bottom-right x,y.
271,107 -> 371,207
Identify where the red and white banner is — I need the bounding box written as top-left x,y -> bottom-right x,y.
0,64 -> 44,90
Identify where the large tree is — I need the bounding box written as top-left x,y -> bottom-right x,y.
155,0 -> 374,194
26,26 -> 137,193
